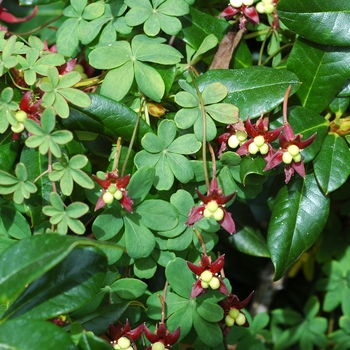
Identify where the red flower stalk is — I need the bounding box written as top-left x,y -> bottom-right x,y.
186,177 -> 236,234
264,86 -> 316,183
0,1 -> 37,24
236,114 -> 283,162
93,170 -> 133,212
187,254 -> 228,299
109,319 -> 144,349
219,291 -> 254,336
143,323 -> 180,350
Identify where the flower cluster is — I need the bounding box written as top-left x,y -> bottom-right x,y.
93,171 -> 133,212
187,254 -> 228,299
186,177 -> 236,234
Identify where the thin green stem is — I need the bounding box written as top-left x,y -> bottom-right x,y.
121,98 -> 145,177
244,28 -> 270,40
258,29 -> 272,66
189,67 -> 210,190
261,43 -> 294,66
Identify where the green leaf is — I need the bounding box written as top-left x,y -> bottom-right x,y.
287,37 -> 350,113
127,165 -> 155,205
167,301 -> 194,341
0,319 -> 76,349
0,207 -> 31,240
277,0 -> 350,46
110,278 -> 147,299
92,209 -> 124,241
268,173 -> 330,280
314,134 -> 350,194
193,310 -> 223,347
197,301 -> 224,323
4,246 -> 107,320
196,67 -> 300,119
134,256 -> 157,279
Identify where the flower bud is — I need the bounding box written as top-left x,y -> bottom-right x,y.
225,315 -> 235,327
228,135 -> 239,149
236,131 -> 248,142
114,189 -> 123,200
256,2 -> 265,13
259,143 -> 269,155
200,270 -> 213,283
243,0 -> 254,5
248,142 -> 259,155
203,208 -> 213,218
230,0 -> 243,8
108,184 -> 117,194
229,308 -> 240,319
213,207 -> 225,221
152,342 -> 165,350
117,337 -> 131,349
15,110 -> 27,123
201,281 -> 209,289
282,152 -> 293,164
253,135 -> 265,148
11,123 -> 25,133
209,276 -> 220,290
235,313 -> 246,326
103,191 -> 114,204
287,144 -> 300,157
293,154 -> 302,163
206,200 -> 219,213
264,3 -> 275,13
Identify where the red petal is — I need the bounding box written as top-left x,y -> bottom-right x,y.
127,323 -> 144,340
93,175 -> 111,189
187,261 -> 204,276
220,6 -> 240,18
292,160 -> 305,178
119,192 -> 134,213
265,126 -> 283,142
242,5 -> 260,24
0,6 -> 37,23
283,123 -> 295,140
116,174 -> 131,189
186,204 -> 205,226
165,326 -> 181,345
210,254 -> 225,274
297,132 -> 317,149
219,211 -> 236,234
237,291 -> 254,309
218,279 -> 229,295
236,139 -> 253,156
264,150 -> 283,171
245,117 -> 259,137
284,164 -> 294,184
190,279 -> 206,299
94,194 -> 106,211
143,324 -> 159,343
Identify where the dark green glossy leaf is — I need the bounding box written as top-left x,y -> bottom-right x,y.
78,332 -> 113,350
0,318 -> 76,349
64,94 -> 153,143
268,173 -> 330,280
314,133 -> 350,194
4,246 -> 107,320
287,37 -> 350,113
110,278 -> 147,299
0,234 -> 107,304
277,0 -> 350,46
0,131 -> 19,172
196,67 -> 300,119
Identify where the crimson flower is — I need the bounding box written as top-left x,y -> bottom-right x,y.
219,291 -> 254,336
186,177 -> 236,234
109,319 -> 144,349
220,2 -> 260,29
0,1 -> 37,24
93,171 -> 133,212
264,122 -> 316,183
143,323 -> 180,350
187,254 -> 228,299
236,115 -> 283,162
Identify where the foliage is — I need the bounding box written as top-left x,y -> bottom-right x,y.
0,0 -> 350,349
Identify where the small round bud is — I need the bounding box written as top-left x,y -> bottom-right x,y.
256,2 -> 265,13
253,135 -> 265,148
108,184 -> 117,194
282,152 -> 293,164
287,144 -> 300,157
152,342 -> 165,350
113,344 -> 122,350
213,207 -> 225,221
264,3 -> 275,13
262,0 -> 273,4
259,143 -> 269,155
74,64 -> 85,74
11,123 -> 25,133
230,0 -> 243,8
15,110 -> 28,123
225,315 -> 235,327
206,200 -> 219,213
228,135 -> 239,149
203,208 -> 213,218
248,142 -> 259,155
200,270 -> 213,283
293,154 -> 302,163
235,313 -> 246,326
229,308 -> 240,319
117,337 -> 131,349
243,0 -> 254,5
114,189 -> 123,200
201,281 -> 209,289
236,131 -> 248,142
209,276 -> 221,290
102,191 -> 114,204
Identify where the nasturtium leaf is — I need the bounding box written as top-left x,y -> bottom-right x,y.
268,173 -> 330,280
196,67 -> 300,119
165,257 -> 196,299
4,246 -> 107,320
0,319 -> 76,350
277,0 -> 350,46
110,278 -> 147,299
314,134 -> 350,194
287,37 -> 350,114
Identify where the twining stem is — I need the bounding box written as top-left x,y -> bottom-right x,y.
189,67 -> 210,190
283,85 -> 292,124
121,98 -> 145,177
193,227 -> 207,256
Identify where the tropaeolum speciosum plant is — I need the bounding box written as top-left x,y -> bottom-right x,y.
0,0 -> 350,349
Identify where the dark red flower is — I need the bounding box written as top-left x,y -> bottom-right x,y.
143,323 -> 180,350
187,254 -> 228,299
264,122 -> 316,183
236,115 -> 283,162
186,177 -> 236,234
219,291 -> 254,336
93,171 -> 133,212
220,3 -> 260,28
109,319 -> 144,349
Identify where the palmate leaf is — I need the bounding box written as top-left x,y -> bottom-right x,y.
277,0 -> 350,46
267,173 -> 330,280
